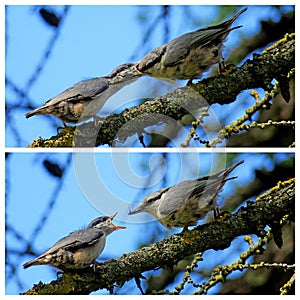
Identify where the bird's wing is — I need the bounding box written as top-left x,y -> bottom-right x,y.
163,8 -> 246,67
41,228 -> 104,256
158,161 -> 243,216
42,77 -> 109,108
163,26 -> 236,67
138,8 -> 246,70
143,186 -> 171,204
158,177 -> 222,217
158,179 -> 203,216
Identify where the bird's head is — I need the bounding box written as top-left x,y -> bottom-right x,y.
108,63 -> 141,84
87,212 -> 126,235
128,188 -> 166,217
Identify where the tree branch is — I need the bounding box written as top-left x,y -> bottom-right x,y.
22,178 -> 294,294
27,33 -> 294,147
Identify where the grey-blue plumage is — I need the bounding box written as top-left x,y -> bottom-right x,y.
135,8 -> 247,83
129,160 -> 244,230
23,213 -> 126,271
25,63 -> 139,124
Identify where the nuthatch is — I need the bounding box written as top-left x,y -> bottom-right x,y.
129,160 -> 244,230
23,212 -> 126,271
25,63 -> 139,125
135,8 -> 247,84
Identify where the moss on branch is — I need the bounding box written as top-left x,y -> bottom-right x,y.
27,33 -> 294,148
23,178 -> 294,294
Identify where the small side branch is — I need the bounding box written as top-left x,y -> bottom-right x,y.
22,178 -> 294,295
27,33 -> 294,148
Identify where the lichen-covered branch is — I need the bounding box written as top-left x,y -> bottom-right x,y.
193,33 -> 294,104
22,178 -> 294,295
27,33 -> 294,147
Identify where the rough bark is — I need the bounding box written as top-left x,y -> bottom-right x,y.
26,33 -> 294,148
22,178 -> 294,295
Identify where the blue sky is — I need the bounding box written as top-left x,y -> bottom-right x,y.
5,5 -> 295,147
4,4 -> 295,296
5,151 -> 295,294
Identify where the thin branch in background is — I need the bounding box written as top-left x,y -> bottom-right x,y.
28,153 -> 72,244
21,178 -> 294,294
23,5 -> 71,101
39,7 -> 61,28
6,224 -> 32,247
129,5 -> 171,61
4,5 -> 295,294
5,5 -> 71,146
162,5 -> 170,44
5,154 -> 12,267
5,110 -> 25,147
6,76 -> 60,133
5,153 -> 72,285
208,83 -> 280,147
5,78 -> 33,103
132,152 -> 167,204
5,154 -> 26,290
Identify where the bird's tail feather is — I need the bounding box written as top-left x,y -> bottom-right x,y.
24,111 -> 36,119
224,160 -> 244,177
23,257 -> 45,269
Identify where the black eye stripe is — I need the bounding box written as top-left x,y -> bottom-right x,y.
88,216 -> 110,228
146,187 -> 170,203
147,195 -> 161,203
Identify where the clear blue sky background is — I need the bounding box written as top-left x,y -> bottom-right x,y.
4,4 -> 295,295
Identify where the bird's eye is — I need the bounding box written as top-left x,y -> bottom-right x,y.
147,195 -> 160,203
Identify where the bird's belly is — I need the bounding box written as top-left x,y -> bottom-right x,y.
50,90 -> 114,123
48,101 -> 91,123
65,99 -> 104,123
160,196 -> 216,229
72,240 -> 105,268
50,240 -> 105,270
76,96 -> 108,118
69,87 -> 124,121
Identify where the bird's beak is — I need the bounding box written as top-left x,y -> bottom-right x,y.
110,212 -> 118,220
134,68 -> 144,76
128,205 -> 144,215
110,212 -> 126,230
112,224 -> 127,230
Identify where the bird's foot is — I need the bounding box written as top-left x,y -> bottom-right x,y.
93,115 -> 105,127
186,79 -> 195,86
214,207 -> 231,221
57,122 -> 69,133
218,59 -> 226,73
181,225 -> 190,233
135,274 -> 146,295
219,60 -> 237,74
92,260 -> 102,272
213,207 -> 220,219
56,271 -> 64,278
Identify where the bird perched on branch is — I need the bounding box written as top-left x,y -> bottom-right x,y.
23,212 -> 126,271
135,8 -> 247,84
25,63 -> 139,125
129,160 -> 244,230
